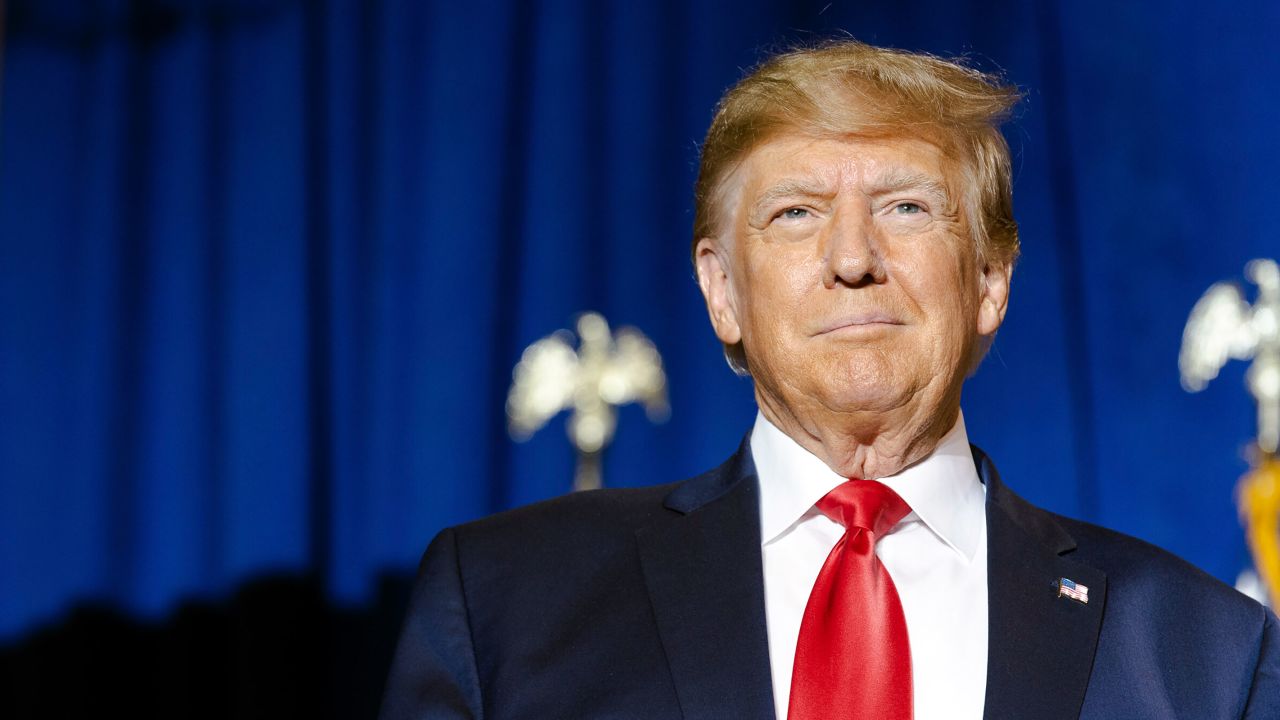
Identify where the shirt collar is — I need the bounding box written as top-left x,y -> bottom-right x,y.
751,410 -> 985,561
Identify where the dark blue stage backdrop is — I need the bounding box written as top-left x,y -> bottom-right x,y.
2,0 -> 1277,649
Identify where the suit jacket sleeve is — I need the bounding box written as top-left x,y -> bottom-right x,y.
1244,607 -> 1280,718
379,528 -> 484,720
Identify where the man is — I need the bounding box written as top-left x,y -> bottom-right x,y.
380,41 -> 1280,719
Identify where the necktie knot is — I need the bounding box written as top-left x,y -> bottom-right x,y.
816,479 -> 910,537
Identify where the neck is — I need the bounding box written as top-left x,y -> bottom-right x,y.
755,387 -> 960,479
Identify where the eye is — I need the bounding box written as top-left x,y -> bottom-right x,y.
777,207 -> 810,220
893,202 -> 924,215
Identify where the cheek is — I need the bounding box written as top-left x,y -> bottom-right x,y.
742,249 -> 821,330
778,256 -> 817,293
903,249 -> 980,338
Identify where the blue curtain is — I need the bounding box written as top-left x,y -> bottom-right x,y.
3,0 -> 1277,708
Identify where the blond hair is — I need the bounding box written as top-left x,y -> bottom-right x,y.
692,39 -> 1023,373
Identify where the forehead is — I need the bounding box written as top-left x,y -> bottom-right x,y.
733,132 -> 954,196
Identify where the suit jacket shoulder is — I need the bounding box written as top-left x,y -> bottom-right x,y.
379,447 -> 772,720
450,481 -> 679,583
975,446 -> 1280,718
380,483 -> 681,720
1057,512 -> 1279,717
1055,509 -> 1260,621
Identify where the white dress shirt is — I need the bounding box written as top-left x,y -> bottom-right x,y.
752,410 -> 988,720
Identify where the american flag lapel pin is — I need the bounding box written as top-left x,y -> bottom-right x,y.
1058,577 -> 1089,604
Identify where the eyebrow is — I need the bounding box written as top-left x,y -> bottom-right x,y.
748,178 -> 833,219
866,169 -> 952,204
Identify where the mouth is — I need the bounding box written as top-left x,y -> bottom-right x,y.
815,314 -> 905,336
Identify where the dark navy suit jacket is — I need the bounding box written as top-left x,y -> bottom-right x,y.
380,443 -> 1280,719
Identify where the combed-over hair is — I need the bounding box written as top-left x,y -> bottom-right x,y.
693,40 -> 1022,374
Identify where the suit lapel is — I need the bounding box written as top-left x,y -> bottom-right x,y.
636,441 -> 1106,720
977,448 -> 1106,720
636,443 -> 776,720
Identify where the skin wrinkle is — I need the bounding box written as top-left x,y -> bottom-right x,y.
695,133 -> 1010,480
747,177 -> 834,227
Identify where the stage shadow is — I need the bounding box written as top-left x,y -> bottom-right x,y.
0,574 -> 415,720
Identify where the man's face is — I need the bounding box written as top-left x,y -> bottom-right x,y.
696,133 -> 1010,434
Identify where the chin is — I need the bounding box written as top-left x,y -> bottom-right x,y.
809,352 -> 913,413
818,384 -> 910,415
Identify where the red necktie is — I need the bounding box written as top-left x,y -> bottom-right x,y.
788,480 -> 913,720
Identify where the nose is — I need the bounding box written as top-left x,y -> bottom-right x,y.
822,208 -> 887,288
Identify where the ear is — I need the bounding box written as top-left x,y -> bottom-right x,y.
976,258 -> 1011,337
694,237 -> 742,345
